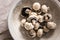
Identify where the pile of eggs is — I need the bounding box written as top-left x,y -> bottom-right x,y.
20,2 -> 56,38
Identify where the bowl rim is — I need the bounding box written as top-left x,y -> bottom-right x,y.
8,0 -> 21,40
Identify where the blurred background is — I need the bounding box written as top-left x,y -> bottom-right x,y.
0,0 -> 60,40
0,0 -> 20,40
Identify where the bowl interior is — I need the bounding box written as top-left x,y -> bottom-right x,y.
8,0 -> 60,40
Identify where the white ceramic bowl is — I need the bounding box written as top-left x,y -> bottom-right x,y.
8,0 -> 60,40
